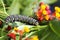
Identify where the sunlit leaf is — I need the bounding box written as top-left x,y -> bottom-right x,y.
7,0 -> 20,15
22,6 -> 33,16
22,0 -> 38,17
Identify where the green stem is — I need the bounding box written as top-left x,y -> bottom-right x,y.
22,31 -> 37,40
0,18 -> 5,22
1,0 -> 9,16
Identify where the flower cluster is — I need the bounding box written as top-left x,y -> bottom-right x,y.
7,26 -> 39,40
52,7 -> 60,20
36,2 -> 51,21
36,2 -> 60,21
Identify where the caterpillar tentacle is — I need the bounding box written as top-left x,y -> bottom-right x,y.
5,15 -> 39,25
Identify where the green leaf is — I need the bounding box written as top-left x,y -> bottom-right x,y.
0,28 -> 1,37
22,0 -> 38,17
0,13 -> 8,20
0,18 -> 4,22
7,0 -> 20,15
0,0 -> 2,6
22,6 -> 33,16
1,25 -> 8,36
41,31 -> 60,40
3,0 -> 12,6
37,27 -> 60,40
49,20 -> 60,37
0,36 -> 8,40
40,0 -> 57,4
21,0 -> 37,6
0,0 -> 4,11
0,11 -> 8,20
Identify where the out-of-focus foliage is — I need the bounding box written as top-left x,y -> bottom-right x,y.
50,20 -> 60,37
40,0 -> 57,4
7,0 -> 20,15
21,0 -> 38,16
37,27 -> 60,40
0,0 -> 4,12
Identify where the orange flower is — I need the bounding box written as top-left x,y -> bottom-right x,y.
18,30 -> 24,35
44,15 -> 50,20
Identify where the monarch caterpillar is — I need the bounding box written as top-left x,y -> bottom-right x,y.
5,15 -> 39,25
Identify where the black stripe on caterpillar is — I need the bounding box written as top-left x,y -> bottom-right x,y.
5,15 -> 39,25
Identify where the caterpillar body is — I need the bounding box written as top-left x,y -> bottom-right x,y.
5,15 -> 39,25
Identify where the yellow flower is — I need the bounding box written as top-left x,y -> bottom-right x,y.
31,35 -> 39,40
56,12 -> 60,18
55,7 -> 60,12
42,10 -> 47,15
40,5 -> 46,10
14,27 -> 18,32
24,26 -> 30,32
55,7 -> 59,11
58,8 -> 60,12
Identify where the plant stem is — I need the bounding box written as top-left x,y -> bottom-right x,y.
22,31 -> 36,40
19,35 -> 22,40
1,0 -> 9,16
